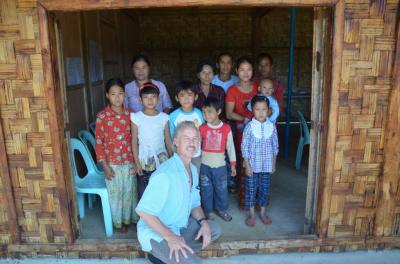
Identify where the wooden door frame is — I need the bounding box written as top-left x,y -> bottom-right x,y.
304,6 -> 333,235
37,0 -> 343,243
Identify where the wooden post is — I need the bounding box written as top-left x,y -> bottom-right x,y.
375,15 -> 400,237
0,119 -> 20,244
318,0 -> 344,238
304,6 -> 333,235
37,3 -> 74,243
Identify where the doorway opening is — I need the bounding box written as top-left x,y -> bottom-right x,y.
52,6 -> 332,241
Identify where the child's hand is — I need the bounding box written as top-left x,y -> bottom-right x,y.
230,166 -> 237,177
271,167 -> 276,174
245,166 -> 252,177
103,165 -> 115,181
135,163 -> 144,176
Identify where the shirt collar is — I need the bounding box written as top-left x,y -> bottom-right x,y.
197,84 -> 215,95
172,153 -> 196,186
206,121 -> 223,129
105,105 -> 130,117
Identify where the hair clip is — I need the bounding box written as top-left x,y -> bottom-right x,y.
140,82 -> 160,93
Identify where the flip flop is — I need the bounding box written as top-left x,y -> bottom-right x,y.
215,210 -> 232,222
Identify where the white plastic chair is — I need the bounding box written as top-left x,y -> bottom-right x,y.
70,138 -> 113,237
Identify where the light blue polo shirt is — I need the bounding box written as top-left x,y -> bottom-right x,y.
135,154 -> 201,252
212,74 -> 239,93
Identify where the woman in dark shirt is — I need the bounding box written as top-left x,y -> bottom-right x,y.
194,60 -> 225,119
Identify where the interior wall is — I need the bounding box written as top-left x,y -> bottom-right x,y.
57,10 -> 129,136
56,8 -> 314,136
123,7 -> 314,117
57,12 -> 88,137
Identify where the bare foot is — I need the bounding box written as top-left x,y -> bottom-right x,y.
245,215 -> 256,227
260,214 -> 272,225
116,225 -> 128,233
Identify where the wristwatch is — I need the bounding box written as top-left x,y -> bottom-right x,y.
197,217 -> 208,225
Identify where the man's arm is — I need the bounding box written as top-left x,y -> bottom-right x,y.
136,210 -> 176,240
136,210 -> 194,262
191,206 -> 211,249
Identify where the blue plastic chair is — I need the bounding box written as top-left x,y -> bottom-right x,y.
89,122 -> 96,135
295,110 -> 310,170
70,138 -> 113,237
78,130 -> 103,173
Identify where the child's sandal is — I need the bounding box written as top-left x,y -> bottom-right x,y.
216,210 -> 232,222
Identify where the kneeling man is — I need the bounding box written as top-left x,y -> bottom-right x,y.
136,121 -> 221,264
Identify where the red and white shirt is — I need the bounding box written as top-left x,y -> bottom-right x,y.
95,106 -> 134,165
199,122 -> 236,168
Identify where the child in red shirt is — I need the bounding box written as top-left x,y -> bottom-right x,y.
200,97 -> 236,221
95,78 -> 138,233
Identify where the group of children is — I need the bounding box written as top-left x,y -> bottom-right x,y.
94,53 -> 280,232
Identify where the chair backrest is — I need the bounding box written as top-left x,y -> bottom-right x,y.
297,110 -> 310,143
78,130 -> 96,151
69,138 -> 99,184
89,122 -> 96,135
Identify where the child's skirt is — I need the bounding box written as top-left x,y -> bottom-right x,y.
106,163 -> 138,228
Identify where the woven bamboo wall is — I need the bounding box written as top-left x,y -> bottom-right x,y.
0,0 -> 68,243
323,0 -> 399,239
0,0 -> 399,248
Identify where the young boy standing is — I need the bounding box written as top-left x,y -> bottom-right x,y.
241,95 -> 279,227
199,98 -> 236,221
169,80 -> 204,170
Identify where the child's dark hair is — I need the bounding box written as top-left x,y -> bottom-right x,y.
236,56 -> 253,71
175,80 -> 197,96
105,78 -> 125,93
251,95 -> 270,110
139,82 -> 160,97
217,52 -> 233,63
131,53 -> 151,68
202,97 -> 222,112
196,60 -> 215,75
257,53 -> 274,65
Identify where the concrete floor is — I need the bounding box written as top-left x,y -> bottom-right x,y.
78,158 -> 308,240
1,250 -> 400,263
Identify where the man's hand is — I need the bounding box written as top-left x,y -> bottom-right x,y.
195,221 -> 211,249
165,233 -> 194,263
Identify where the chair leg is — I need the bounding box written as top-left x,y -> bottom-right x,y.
77,193 -> 85,219
99,193 -> 113,237
88,194 -> 94,209
295,138 -> 305,170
